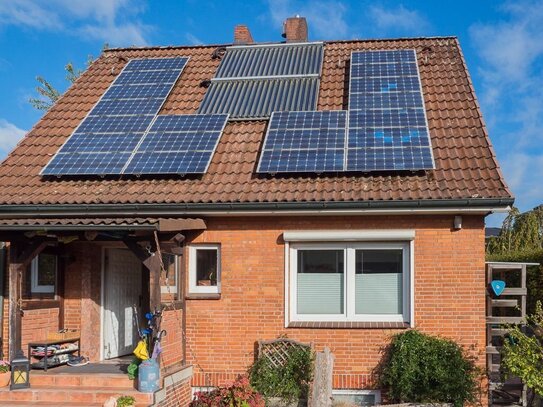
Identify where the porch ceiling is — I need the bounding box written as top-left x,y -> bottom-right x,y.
0,216 -> 206,231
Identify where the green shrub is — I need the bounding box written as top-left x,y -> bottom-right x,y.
116,395 -> 136,407
501,301 -> 543,396
377,330 -> 480,407
248,345 -> 313,404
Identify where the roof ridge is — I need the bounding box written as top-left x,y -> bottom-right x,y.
103,36 -> 459,53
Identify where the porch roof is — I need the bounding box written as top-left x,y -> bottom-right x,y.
0,217 -> 206,231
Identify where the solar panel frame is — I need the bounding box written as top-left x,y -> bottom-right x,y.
122,113 -> 229,175
346,49 -> 435,172
41,57 -> 190,176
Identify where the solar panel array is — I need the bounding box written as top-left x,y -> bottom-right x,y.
257,49 -> 434,173
198,42 -> 323,118
347,49 -> 434,171
42,57 -> 190,176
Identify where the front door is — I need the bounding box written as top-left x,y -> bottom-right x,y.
103,248 -> 142,359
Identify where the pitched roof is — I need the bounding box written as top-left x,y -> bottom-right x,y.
0,37 -> 512,210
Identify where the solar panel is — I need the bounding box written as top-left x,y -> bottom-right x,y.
347,49 -> 434,171
123,114 -> 229,175
42,57 -> 189,176
199,42 -> 323,118
258,111 -> 346,173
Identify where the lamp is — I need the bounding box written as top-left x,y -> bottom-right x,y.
10,350 -> 30,390
453,215 -> 462,230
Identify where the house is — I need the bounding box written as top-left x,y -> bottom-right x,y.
0,16 -> 513,406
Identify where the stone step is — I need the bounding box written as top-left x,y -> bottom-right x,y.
0,386 -> 153,406
30,373 -> 136,389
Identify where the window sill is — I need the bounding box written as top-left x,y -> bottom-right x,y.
22,299 -> 60,310
185,293 -> 221,300
288,321 -> 409,329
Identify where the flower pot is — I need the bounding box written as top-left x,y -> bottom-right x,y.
197,279 -> 212,286
0,371 -> 10,387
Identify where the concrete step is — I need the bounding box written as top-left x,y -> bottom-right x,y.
30,372 -> 136,389
0,386 -> 153,406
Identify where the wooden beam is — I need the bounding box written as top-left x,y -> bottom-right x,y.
158,218 -> 206,232
144,254 -> 162,311
123,239 -> 150,263
15,239 -> 48,266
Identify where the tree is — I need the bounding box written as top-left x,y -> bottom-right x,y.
501,301 -> 543,404
487,205 -> 543,314
29,53 -> 98,111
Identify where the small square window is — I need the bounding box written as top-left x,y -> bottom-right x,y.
189,244 -> 221,294
31,253 -> 57,294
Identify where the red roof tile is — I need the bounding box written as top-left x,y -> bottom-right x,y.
0,37 -> 512,208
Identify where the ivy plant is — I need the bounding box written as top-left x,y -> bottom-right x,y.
248,345 -> 314,404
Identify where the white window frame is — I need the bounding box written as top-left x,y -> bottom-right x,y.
289,241 -> 411,323
332,389 -> 381,405
30,254 -> 57,294
161,254 -> 179,294
189,244 -> 221,294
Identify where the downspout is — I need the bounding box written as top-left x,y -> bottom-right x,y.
0,242 -> 5,359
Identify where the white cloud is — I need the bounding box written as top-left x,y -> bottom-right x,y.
266,0 -> 348,39
185,33 -> 204,46
367,4 -> 430,34
0,119 -> 26,156
469,0 -> 543,212
0,0 -> 149,46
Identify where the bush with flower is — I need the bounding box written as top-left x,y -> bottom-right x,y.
0,361 -> 9,373
191,376 -> 264,407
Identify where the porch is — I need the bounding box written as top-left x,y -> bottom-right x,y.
0,217 -> 204,406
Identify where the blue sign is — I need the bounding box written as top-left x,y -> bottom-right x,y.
491,280 -> 506,296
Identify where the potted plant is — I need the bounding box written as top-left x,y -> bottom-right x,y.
197,266 -> 216,286
0,360 -> 10,387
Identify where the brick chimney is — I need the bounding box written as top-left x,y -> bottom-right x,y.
234,24 -> 254,45
282,16 -> 308,42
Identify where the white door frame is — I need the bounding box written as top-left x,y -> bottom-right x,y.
100,246 -> 142,361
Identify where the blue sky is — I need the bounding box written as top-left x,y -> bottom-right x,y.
0,0 -> 542,226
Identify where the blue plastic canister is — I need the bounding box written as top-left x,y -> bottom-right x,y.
138,359 -> 160,393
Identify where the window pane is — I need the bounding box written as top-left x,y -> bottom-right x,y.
196,249 -> 218,286
297,250 -> 344,314
161,254 -> 177,289
332,393 -> 376,406
355,249 -> 402,314
37,254 -> 56,286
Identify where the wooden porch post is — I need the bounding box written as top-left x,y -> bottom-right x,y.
123,239 -> 162,311
8,240 -> 48,361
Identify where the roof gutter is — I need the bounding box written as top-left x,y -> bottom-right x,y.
0,198 -> 514,218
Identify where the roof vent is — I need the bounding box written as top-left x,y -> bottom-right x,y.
282,16 -> 308,42
234,24 -> 254,45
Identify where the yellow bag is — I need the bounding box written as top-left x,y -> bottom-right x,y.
133,340 -> 149,360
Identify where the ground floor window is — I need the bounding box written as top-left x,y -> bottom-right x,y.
161,253 -> 179,298
30,253 -> 57,294
289,242 -> 410,323
189,244 -> 221,294
332,389 -> 381,406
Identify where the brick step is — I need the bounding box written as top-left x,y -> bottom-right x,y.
30,373 -> 136,389
0,386 -> 153,405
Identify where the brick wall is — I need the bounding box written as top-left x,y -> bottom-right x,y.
155,366 -> 193,407
160,308 -> 184,369
185,215 -> 486,393
21,307 -> 59,351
